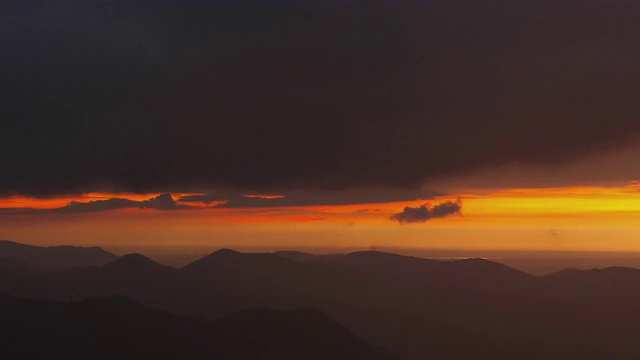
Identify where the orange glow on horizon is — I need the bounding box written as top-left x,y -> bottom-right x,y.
3,185 -> 640,221
3,184 -> 640,252
243,194 -> 286,199
0,192 -> 206,210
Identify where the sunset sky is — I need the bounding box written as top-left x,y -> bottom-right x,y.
3,0 -> 640,255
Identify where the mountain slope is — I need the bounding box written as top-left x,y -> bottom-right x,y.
0,240 -> 116,270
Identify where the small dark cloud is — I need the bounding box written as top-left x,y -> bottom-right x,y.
430,201 -> 463,218
390,200 -> 462,224
57,198 -> 139,213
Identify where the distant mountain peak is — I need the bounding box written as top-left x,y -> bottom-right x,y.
117,253 -> 156,263
104,253 -> 170,272
339,250 -> 435,265
182,248 -> 300,272
547,266 -> 640,280
342,251 -> 399,260
211,248 -> 242,256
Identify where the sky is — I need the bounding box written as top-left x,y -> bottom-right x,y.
2,0 -> 640,254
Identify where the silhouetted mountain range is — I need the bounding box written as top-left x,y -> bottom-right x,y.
0,240 -> 116,270
0,292 -> 398,360
3,241 -> 640,359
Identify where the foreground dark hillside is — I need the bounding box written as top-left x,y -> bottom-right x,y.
0,293 -> 398,360
3,242 -> 640,359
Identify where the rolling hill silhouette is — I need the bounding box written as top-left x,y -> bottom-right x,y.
3,241 -> 640,359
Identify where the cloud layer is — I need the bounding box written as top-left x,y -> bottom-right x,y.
9,194 -> 195,214
3,1 -> 640,195
54,193 -> 190,213
391,200 -> 462,224
179,188 -> 438,208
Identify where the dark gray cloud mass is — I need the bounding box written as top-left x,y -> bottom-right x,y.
0,193 -> 195,214
390,200 -> 462,224
51,193 -> 192,213
3,0 -> 640,195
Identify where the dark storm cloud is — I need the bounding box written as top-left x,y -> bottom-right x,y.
390,200 -> 462,224
3,0 -> 640,195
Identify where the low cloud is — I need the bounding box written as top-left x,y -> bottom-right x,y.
178,193 -> 227,205
211,189 -> 439,208
390,200 -> 462,224
1,190 -> 441,215
52,193 -> 193,213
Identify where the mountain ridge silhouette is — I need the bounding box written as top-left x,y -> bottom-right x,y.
3,240 -> 640,359
0,240 -> 117,271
